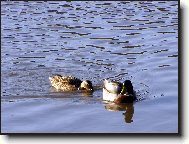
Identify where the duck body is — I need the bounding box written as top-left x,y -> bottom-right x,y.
103,79 -> 135,103
103,79 -> 122,94
49,75 -> 93,92
103,88 -> 119,102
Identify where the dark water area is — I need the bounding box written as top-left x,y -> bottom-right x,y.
1,1 -> 178,133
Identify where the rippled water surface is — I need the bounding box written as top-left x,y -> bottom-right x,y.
1,1 -> 178,133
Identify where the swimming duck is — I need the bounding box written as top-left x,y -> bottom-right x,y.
103,79 -> 135,103
49,75 -> 94,92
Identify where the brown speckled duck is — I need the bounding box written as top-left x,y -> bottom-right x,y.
49,75 -> 94,92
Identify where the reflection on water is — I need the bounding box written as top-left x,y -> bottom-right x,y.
104,102 -> 134,123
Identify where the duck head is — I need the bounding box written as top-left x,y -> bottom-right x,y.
79,80 -> 94,92
123,80 -> 134,95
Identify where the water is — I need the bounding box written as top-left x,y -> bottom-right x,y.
1,1 -> 178,133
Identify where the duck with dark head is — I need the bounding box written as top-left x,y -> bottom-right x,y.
103,79 -> 136,104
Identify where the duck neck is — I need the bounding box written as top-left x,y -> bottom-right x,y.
120,84 -> 127,95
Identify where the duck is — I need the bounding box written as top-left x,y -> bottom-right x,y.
103,79 -> 136,103
49,75 -> 94,92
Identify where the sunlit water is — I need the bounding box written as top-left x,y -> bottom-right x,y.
1,1 -> 178,133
